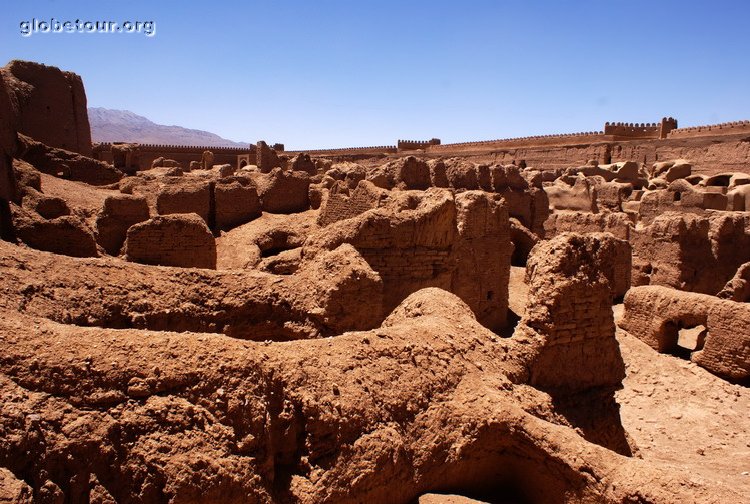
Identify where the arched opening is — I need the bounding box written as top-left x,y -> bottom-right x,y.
705,175 -> 732,187
660,319 -> 708,359
674,324 -> 707,359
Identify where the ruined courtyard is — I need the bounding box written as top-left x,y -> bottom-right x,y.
0,60 -> 749,503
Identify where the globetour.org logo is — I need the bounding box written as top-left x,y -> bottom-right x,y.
20,18 -> 156,37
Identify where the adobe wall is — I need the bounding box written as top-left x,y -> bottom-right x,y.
303,189 -> 512,331
668,120 -> 750,139
18,135 -> 122,186
89,118 -> 750,177
631,211 -> 750,295
95,194 -> 150,256
717,262 -> 750,302
403,118 -> 748,174
318,181 -> 388,227
397,138 -> 440,151
124,213 -> 217,269
156,179 -> 212,223
137,144 -> 245,172
256,141 -> 282,172
426,135 -> 750,176
620,285 -> 750,382
609,135 -> 750,175
152,174 -> 278,232
515,232 -> 629,452
364,157 -> 549,234
428,131 -> 610,154
213,179 -> 261,231
250,168 -> 310,214
544,211 -> 632,240
20,187 -> 70,219
637,182 -> 727,225
520,232 -> 627,392
284,145 -> 398,157
603,118 -> 676,140
603,122 -> 660,138
451,191 -> 513,330
0,69 -> 18,201
353,125 -> 749,176
92,142 -> 248,172
537,218 -> 634,300
1,60 -> 92,156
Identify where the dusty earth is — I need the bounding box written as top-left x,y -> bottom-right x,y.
616,327 -> 750,496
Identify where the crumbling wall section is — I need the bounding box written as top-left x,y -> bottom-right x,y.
517,233 -> 627,394
718,262 -> 750,302
512,232 -> 631,453
631,212 -> 750,294
452,191 -> 512,330
2,60 -> 92,155
0,240 -> 383,339
0,68 -> 19,241
95,194 -> 150,255
304,189 -> 511,330
318,181 -> 388,227
213,178 -> 261,230
18,134 -> 121,186
11,204 -> 98,257
639,181 -> 727,225
620,285 -> 750,382
544,210 -> 632,240
156,179 -> 212,223
124,213 -> 216,269
256,140 -> 282,173
250,168 -> 310,214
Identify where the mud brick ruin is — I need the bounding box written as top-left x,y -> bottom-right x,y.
1,60 -> 750,503
620,286 -> 750,382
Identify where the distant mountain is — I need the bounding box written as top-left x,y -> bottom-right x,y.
88,107 -> 250,148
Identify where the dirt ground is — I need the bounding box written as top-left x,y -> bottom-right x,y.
615,321 -> 750,496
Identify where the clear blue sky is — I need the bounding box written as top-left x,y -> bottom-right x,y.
2,0 -> 749,149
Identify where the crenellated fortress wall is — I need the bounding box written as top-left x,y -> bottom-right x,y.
93,117 -> 750,176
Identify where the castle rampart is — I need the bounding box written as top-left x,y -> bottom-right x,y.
668,120 -> 750,139
284,145 -> 398,156
93,116 -> 750,175
397,138 -> 441,151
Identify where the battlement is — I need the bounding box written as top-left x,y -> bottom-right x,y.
429,130 -> 606,151
668,120 -> 750,138
91,115 -> 750,165
285,145 -> 398,156
603,117 -> 677,139
604,122 -> 660,136
93,142 -> 251,153
91,142 -> 250,173
397,138 -> 441,151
